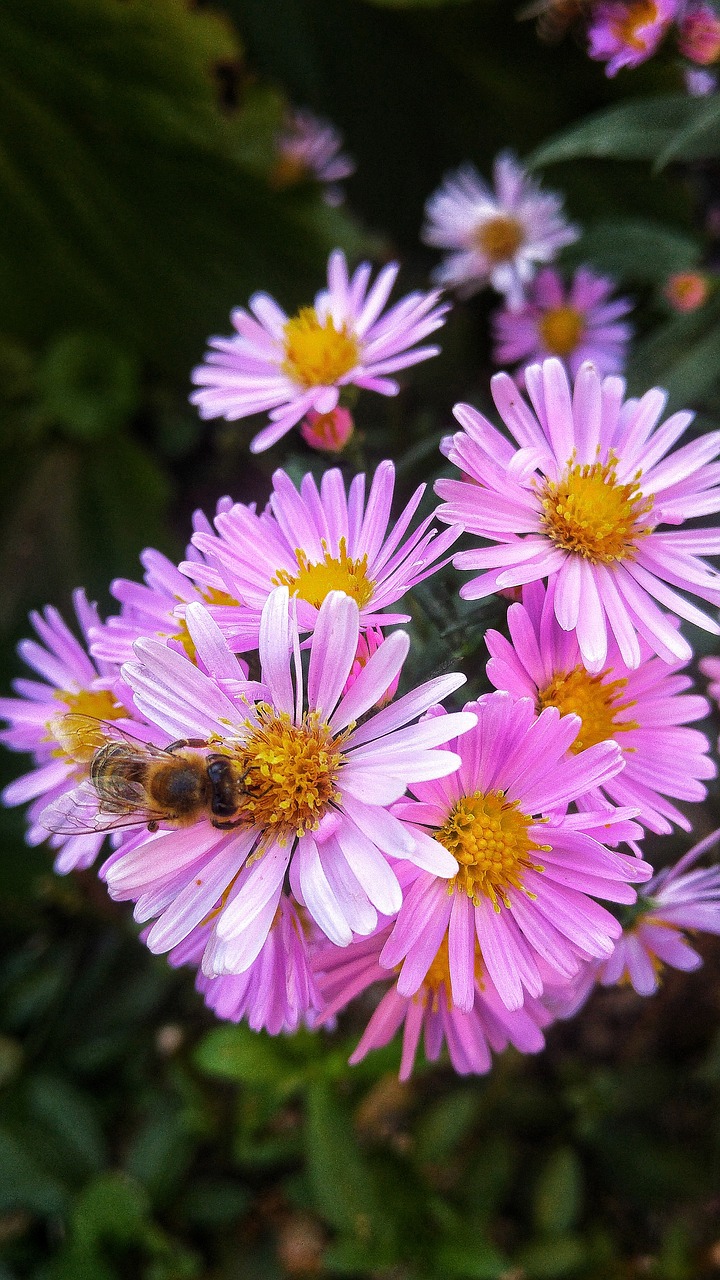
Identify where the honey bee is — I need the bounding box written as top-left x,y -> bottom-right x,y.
41,715 -> 252,836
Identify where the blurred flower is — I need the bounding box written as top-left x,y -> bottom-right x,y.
421,152 -> 578,308
315,923 -> 549,1079
380,693 -> 650,1012
486,579 -> 715,836
588,0 -> 679,76
90,588 -> 473,974
685,63 -> 719,90
185,461 -> 461,650
167,895 -> 322,1034
271,107 -> 355,206
435,358 -> 720,673
664,270 -> 710,311
300,406 -> 354,452
678,2 -> 720,62
190,250 -> 448,453
0,591 -> 138,873
492,265 -> 633,382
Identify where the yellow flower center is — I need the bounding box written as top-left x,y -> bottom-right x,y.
270,153 -> 308,189
239,707 -> 348,839
170,588 -> 240,664
539,305 -> 585,357
539,455 -> 654,563
422,932 -> 484,1012
273,538 -> 375,609
436,790 -> 547,910
47,687 -> 125,761
475,214 -> 525,264
282,307 -> 360,388
537,665 -> 638,753
612,0 -> 660,50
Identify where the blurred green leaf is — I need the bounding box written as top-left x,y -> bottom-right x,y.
517,1235 -> 587,1277
628,290 -> 720,408
415,1087 -> 482,1165
38,332 -> 140,442
0,1126 -> 68,1215
73,1170 -> 150,1250
529,96 -> 707,167
28,1074 -> 106,1180
566,217 -> 700,284
532,1147 -> 583,1237
434,1240 -> 510,1278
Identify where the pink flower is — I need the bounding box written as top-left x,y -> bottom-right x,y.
380,692 -> 651,1013
300,406 -> 354,452
184,461 -> 460,650
315,923 -> 549,1080
588,0 -> 679,76
435,357 -> 720,673
190,250 -> 449,453
422,152 -> 579,308
492,266 -> 633,382
486,579 -> 715,836
678,2 -> 720,63
74,588 -> 474,975
0,591 -> 139,873
272,108 -> 355,206
664,271 -> 709,312
167,895 -> 322,1034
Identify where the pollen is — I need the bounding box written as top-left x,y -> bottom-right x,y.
273,538 -> 375,609
282,307 -> 360,388
539,304 -> 585,357
611,1 -> 660,50
475,214 -> 525,264
239,707 -> 347,839
537,665 -> 638,753
436,790 -> 546,911
539,454 -> 654,563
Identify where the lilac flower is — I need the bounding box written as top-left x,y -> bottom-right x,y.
315,923 -> 549,1080
380,692 -> 651,1013
184,461 -> 460,650
75,588 -> 474,976
492,266 -> 633,382
0,591 -> 139,873
422,152 -> 579,308
588,0 -> 679,75
435,357 -> 720,673
272,108 -> 355,206
486,580 -> 715,836
190,250 -> 449,453
167,895 -> 322,1034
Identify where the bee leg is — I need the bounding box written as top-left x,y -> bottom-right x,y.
211,816 -> 247,830
165,737 -> 208,753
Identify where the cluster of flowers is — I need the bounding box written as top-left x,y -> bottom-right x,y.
4,287 -> 720,1074
584,0 -> 720,78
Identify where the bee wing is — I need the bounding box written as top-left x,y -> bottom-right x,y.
49,714 -> 169,764
40,780 -> 166,836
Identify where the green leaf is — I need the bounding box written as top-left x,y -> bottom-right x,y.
517,1236 -> 587,1278
529,96 -> 703,167
654,92 -> 720,169
38,332 -> 140,442
434,1240 -> 510,1278
194,1024 -> 302,1092
566,217 -> 699,283
73,1171 -> 150,1250
28,1075 -> 106,1181
0,1126 -> 68,1215
627,290 -> 720,409
532,1148 -> 583,1237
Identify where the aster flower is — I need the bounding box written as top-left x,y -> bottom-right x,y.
62,588 -> 475,976
421,152 -> 579,308
315,923 -> 549,1080
678,0 -> 720,61
486,580 -> 715,836
492,266 -> 633,382
190,249 -> 449,453
588,0 -> 679,76
271,108 -> 355,206
379,692 -> 651,1013
167,895 -> 322,1034
664,271 -> 710,311
184,461 -> 461,650
435,357 -> 720,673
0,591 -> 140,873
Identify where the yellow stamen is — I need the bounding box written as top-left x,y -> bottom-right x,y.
273,537 -> 374,609
239,706 -> 348,840
282,307 -> 359,388
612,0 -> 660,50
539,304 -> 585,357
436,790 -> 547,911
422,932 -> 485,1012
475,214 -> 524,264
537,665 -> 639,753
539,453 -> 654,563
170,587 -> 240,664
47,688 -> 125,761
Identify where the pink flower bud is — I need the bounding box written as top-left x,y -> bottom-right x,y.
300,407 -> 354,453
678,3 -> 720,64
664,271 -> 709,312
